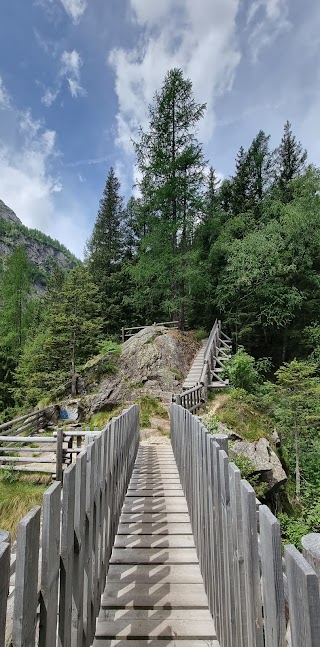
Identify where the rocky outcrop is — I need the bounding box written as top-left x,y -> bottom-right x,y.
0,199 -> 76,290
90,325 -> 199,412
0,200 -> 21,225
211,418 -> 287,494
229,437 -> 287,493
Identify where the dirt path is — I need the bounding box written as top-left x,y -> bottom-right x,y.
208,394 -> 228,414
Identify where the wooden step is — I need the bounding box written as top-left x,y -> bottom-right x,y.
110,548 -> 199,564
117,523 -> 192,535
101,582 -> 208,608
106,564 -> 204,584
114,534 -> 195,548
93,640 -> 220,647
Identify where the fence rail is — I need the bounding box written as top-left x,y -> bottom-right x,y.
171,403 -> 320,647
0,430 -> 101,479
121,321 -> 179,342
0,405 -> 140,647
173,319 -> 231,413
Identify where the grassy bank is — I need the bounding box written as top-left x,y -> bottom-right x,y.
0,472 -> 49,539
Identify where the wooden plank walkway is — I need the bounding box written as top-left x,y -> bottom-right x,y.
93,445 -> 219,647
182,339 -> 208,390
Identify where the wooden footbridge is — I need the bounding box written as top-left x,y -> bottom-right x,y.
1,404 -> 320,647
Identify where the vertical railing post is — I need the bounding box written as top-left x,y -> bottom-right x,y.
56,429 -> 64,481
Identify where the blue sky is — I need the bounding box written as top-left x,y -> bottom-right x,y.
0,0 -> 319,258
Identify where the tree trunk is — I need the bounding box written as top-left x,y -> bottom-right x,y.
294,415 -> 301,502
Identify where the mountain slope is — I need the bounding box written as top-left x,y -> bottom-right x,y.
0,200 -> 78,290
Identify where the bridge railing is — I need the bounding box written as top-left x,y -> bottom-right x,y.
0,405 -> 140,647
121,321 -> 179,342
171,403 -> 320,647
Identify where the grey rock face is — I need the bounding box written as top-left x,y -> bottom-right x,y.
230,436 -> 287,493
0,199 -> 21,225
0,198 -> 76,287
90,326 -> 198,412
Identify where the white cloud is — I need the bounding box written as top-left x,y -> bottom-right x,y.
0,77 -> 10,109
247,0 -> 290,60
41,49 -> 85,106
59,0 -> 87,22
109,0 -> 241,156
0,84 -> 88,257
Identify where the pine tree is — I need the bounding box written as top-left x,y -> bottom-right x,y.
0,246 -> 34,356
204,167 -> 220,221
232,146 -> 251,215
246,131 -> 273,215
87,167 -> 126,333
275,121 -> 307,202
15,266 -> 103,405
133,68 -> 207,328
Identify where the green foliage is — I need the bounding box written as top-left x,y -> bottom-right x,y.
214,388 -> 273,442
1,464 -> 20,484
137,396 -> 168,428
0,472 -> 47,539
132,68 -> 207,328
193,328 -> 208,342
225,347 -> 268,393
201,411 -> 219,434
231,452 -> 268,499
15,265 -> 103,406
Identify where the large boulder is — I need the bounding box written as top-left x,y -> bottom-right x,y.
91,325 -> 199,413
230,436 -> 287,494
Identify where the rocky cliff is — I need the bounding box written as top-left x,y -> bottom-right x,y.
0,199 -> 77,290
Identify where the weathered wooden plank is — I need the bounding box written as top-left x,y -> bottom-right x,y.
241,480 -> 264,647
229,462 -> 247,647
12,506 -> 41,647
0,541 -> 10,647
102,582 -> 208,608
92,640 -> 220,647
285,544 -> 320,647
110,548 -> 199,564
95,617 -> 216,639
106,563 -> 203,583
126,490 -> 184,497
114,534 -> 195,548
259,505 -> 286,647
301,533 -> 320,579
71,451 -> 87,647
39,482 -> 61,647
58,463 -> 76,647
56,428 -> 64,481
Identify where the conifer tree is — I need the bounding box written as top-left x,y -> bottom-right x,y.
275,121 -> 307,202
87,167 -> 126,333
0,246 -> 34,356
133,68 -> 207,328
15,266 -> 102,404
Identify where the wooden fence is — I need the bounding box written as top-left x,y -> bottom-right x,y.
0,405 -> 140,647
121,320 -> 179,343
173,319 -> 231,413
171,403 -> 320,647
0,430 -> 101,479
0,408 -> 53,438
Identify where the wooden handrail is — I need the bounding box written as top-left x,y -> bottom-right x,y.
171,404 -> 320,647
0,406 -> 140,647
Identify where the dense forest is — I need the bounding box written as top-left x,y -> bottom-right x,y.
1,68 -> 320,542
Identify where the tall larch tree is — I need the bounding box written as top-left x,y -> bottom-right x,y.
133,68 -> 207,328
275,121 -> 307,202
87,167 -> 126,333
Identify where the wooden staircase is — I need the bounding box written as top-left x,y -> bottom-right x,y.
182,339 -> 208,390
182,330 -> 232,391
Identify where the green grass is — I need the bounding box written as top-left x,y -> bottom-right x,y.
0,472 -> 49,539
88,406 -> 124,430
214,389 -> 273,442
136,396 -> 168,428
192,328 -> 208,342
